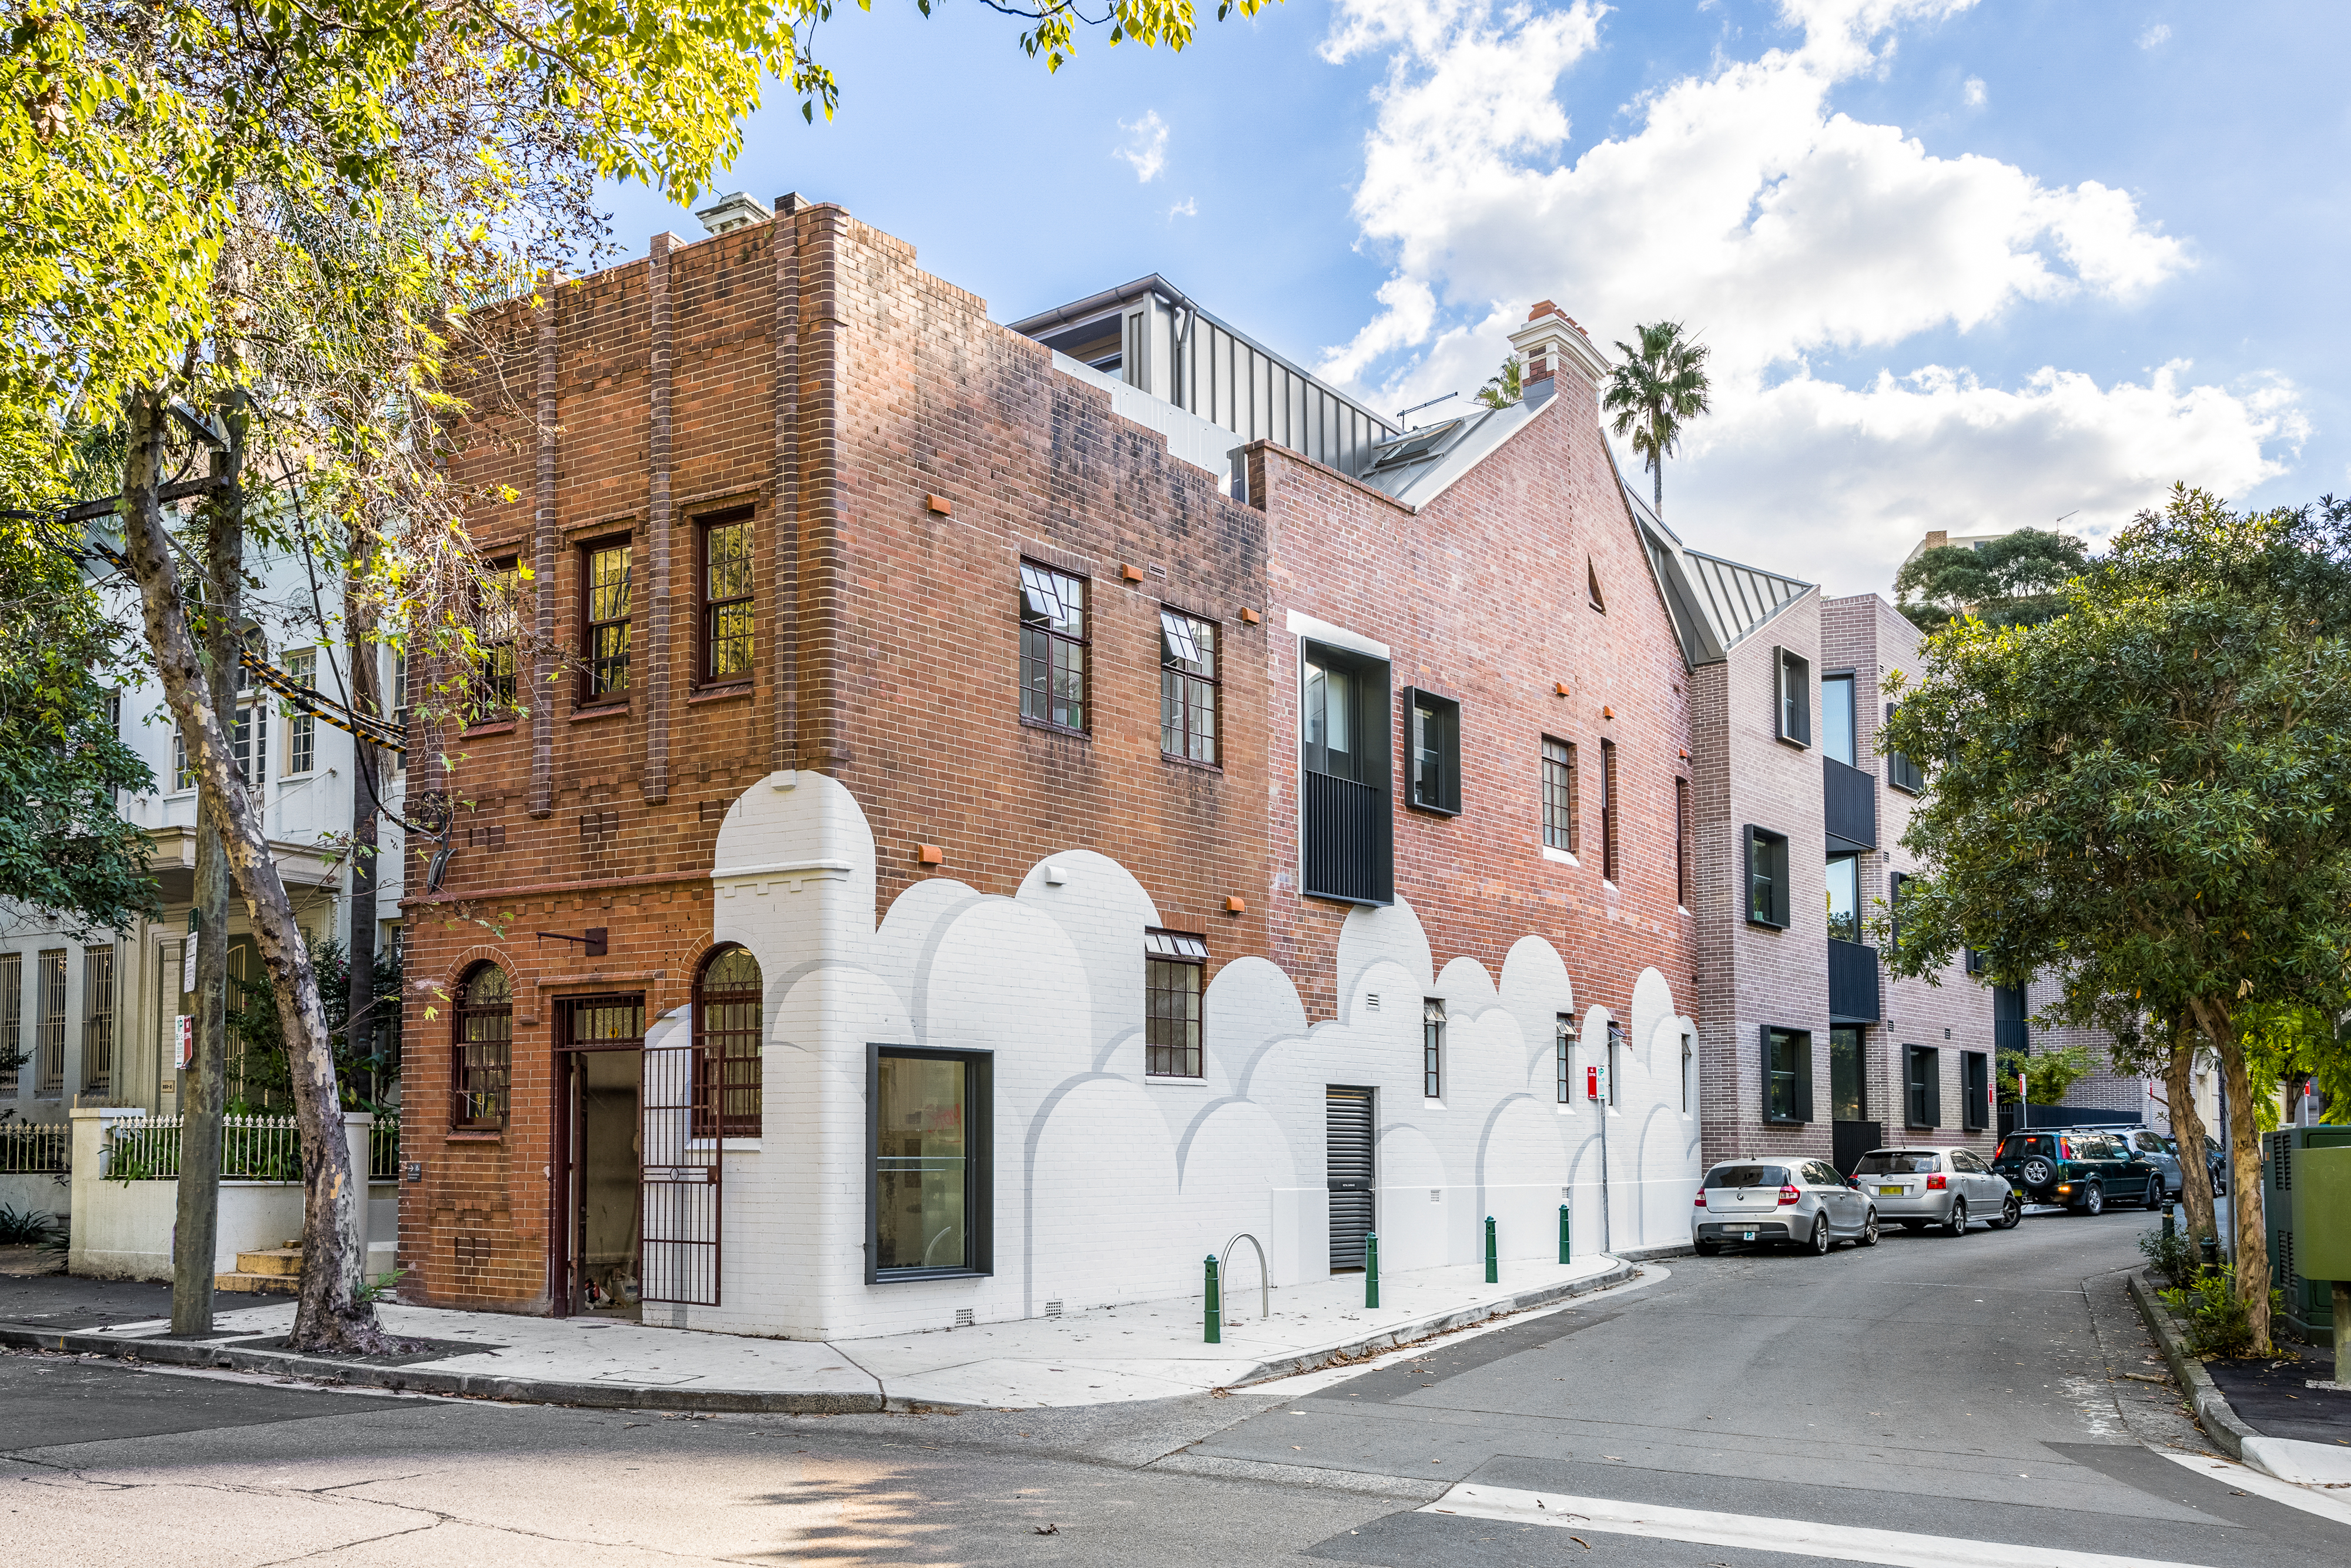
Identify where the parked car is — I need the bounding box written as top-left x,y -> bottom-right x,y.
1852,1147 -> 2020,1234
1693,1158 -> 1878,1255
1991,1130 -> 2162,1214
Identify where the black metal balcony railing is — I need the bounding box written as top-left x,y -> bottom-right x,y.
1302,769 -> 1392,904
1994,1018 -> 2030,1055
1823,756 -> 1877,850
1828,939 -> 1882,1023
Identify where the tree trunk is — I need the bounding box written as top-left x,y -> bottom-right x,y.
119,384 -> 394,1355
345,596 -> 380,1101
2162,1023 -> 2216,1256
1652,461 -> 1663,517
2192,997 -> 2272,1355
166,394 -> 243,1336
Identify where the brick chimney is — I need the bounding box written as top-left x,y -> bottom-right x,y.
1507,300 -> 1610,409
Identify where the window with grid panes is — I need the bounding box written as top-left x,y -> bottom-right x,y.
1423,998 -> 1445,1100
695,946 -> 762,1137
452,964 -> 512,1129
35,949 -> 65,1093
81,945 -> 113,1094
583,540 -> 632,701
700,512 -> 754,684
1158,609 -> 1218,764
1599,739 -> 1620,880
1555,1013 -> 1576,1104
0,951 -> 19,1094
1674,776 -> 1691,904
1144,931 -> 1207,1077
1542,737 -> 1579,852
1019,562 -> 1088,732
284,650 -> 317,773
474,559 -> 520,722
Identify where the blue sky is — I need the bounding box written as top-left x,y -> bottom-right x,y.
600,1 -> 2349,596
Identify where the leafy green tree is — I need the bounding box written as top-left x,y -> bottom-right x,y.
1894,527 -> 2089,632
1994,1044 -> 2097,1110
1601,321 -> 1710,515
1883,487 -> 2351,1354
1475,353 -> 1523,410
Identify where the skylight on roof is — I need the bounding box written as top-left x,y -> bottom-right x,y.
1368,420 -> 1461,470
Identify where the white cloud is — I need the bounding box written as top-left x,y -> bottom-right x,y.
1114,111 -> 1169,183
1307,0 -> 2292,594
1962,75 -> 1986,106
1168,196 -> 1198,220
2138,22 -> 2172,49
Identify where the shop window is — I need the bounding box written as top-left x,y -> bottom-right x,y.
869,1047 -> 992,1280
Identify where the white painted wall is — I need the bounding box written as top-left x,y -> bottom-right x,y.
677,771 -> 1701,1341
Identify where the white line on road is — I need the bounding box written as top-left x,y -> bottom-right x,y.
1421,1483 -> 2213,1568
2155,1449 -> 2351,1529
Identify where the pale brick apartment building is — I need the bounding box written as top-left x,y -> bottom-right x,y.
398,202 -> 1706,1336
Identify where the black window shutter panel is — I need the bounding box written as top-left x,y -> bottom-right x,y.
1791,655 -> 1812,746
1773,647 -> 1788,741
1742,826 -> 1754,920
1795,1034 -> 1814,1122
1925,1049 -> 1943,1127
1442,702 -> 1462,814
1759,1024 -> 1774,1120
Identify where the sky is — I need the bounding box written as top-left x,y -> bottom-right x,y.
598,0 -> 2351,598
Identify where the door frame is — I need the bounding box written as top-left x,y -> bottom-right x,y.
1325,1084 -> 1379,1273
547,992 -> 648,1318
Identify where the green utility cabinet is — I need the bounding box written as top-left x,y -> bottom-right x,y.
2266,1127 -> 2351,1343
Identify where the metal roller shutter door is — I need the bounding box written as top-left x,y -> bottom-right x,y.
1327,1086 -> 1375,1272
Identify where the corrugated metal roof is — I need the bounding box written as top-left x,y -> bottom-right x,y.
1619,468 -> 1811,667
1353,398 -> 1540,508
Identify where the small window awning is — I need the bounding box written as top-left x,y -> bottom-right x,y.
1145,930 -> 1208,960
1159,609 -> 1200,664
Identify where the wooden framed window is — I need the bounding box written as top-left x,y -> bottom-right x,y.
1019,561 -> 1089,733
581,538 -> 632,703
699,511 -> 755,685
80,944 -> 114,1095
1144,930 -> 1207,1077
1674,776 -> 1691,905
1423,998 -> 1445,1100
284,651 -> 317,774
1159,609 -> 1218,765
695,945 -> 763,1138
451,964 -> 513,1130
1542,737 -> 1579,852
474,558 -> 521,722
1599,739 -> 1620,880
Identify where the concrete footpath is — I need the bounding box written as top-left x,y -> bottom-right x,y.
0,1252 -> 1635,1413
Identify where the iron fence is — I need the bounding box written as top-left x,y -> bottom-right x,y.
103,1114 -> 305,1182
0,1121 -> 69,1174
369,1117 -> 401,1181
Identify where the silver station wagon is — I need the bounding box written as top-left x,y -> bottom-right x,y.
1692,1158 -> 1880,1255
1854,1147 -> 2020,1233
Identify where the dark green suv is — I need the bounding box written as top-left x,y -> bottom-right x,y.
1991,1130 -> 2161,1214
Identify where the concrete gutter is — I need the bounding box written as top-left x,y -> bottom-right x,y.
2129,1269 -> 2351,1486
0,1258 -> 1636,1414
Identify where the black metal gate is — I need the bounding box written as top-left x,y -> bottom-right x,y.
641,1033 -> 721,1305
1831,1120 -> 1883,1177
1326,1086 -> 1375,1272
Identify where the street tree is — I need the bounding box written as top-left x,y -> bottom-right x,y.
1882,487 -> 2351,1354
1894,527 -> 2089,632
1601,321 -> 1710,515
1475,354 -> 1523,409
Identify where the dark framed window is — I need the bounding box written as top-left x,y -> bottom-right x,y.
868,1045 -> 993,1281
1763,1026 -> 1813,1123
1961,1050 -> 1990,1132
1886,701 -> 1926,793
475,558 -> 521,722
1674,776 -> 1690,906
1775,646 -> 1811,747
698,511 -> 755,685
452,964 -> 513,1130
1826,852 -> 1860,943
80,944 -> 115,1095
1019,561 -> 1089,733
1159,609 -> 1218,765
1423,998 -> 1445,1100
1830,1025 -> 1865,1122
1144,930 -> 1207,1077
1905,1044 -> 1943,1128
1821,672 -> 1856,766
1745,826 -> 1791,927
1599,739 -> 1620,881
582,538 -> 632,702
1555,1013 -> 1576,1104
695,946 -> 763,1138
1301,641 -> 1393,904
1405,688 -> 1461,815
1542,737 -> 1578,852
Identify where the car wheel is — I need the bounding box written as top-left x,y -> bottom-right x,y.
1694,1240 -> 1722,1257
1998,1192 -> 2021,1229
2020,1155 -> 2055,1188
2145,1181 -> 2166,1211
1858,1209 -> 1880,1247
1944,1197 -> 1968,1237
1807,1217 -> 1830,1256
2081,1182 -> 2105,1216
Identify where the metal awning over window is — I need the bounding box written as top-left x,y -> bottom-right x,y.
1145,930 -> 1208,961
1159,609 -> 1200,664
1020,563 -> 1071,623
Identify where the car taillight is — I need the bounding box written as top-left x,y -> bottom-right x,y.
1777,1184 -> 1800,1205
1927,1174 -> 1947,1190
1694,1190 -> 1707,1207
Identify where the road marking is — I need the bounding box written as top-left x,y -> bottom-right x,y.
2155,1449 -> 2351,1529
1421,1484 -> 2213,1568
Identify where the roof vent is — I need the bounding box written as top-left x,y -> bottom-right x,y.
693,191 -> 771,236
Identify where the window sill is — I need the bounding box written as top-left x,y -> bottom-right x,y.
1602,879 -> 1618,892
692,1138 -> 762,1150
872,1266 -> 992,1285
1144,1074 -> 1208,1086
1020,716 -> 1091,742
1424,1098 -> 1445,1111
688,684 -> 752,705
1159,752 -> 1223,774
460,720 -> 518,738
446,1131 -> 503,1143
1747,917 -> 1787,932
570,703 -> 629,723
1542,846 -> 1578,866
1406,800 -> 1461,818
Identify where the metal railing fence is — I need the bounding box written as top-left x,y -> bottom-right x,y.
103,1114 -> 305,1182
0,1121 -> 70,1174
369,1117 -> 401,1181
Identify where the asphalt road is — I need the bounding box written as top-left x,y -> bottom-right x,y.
6,1209 -> 2343,1566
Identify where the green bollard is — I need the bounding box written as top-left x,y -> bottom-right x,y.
1559,1204 -> 1572,1265
1485,1215 -> 1498,1285
1204,1254 -> 1221,1344
2162,1203 -> 2176,1243
1364,1232 -> 1380,1309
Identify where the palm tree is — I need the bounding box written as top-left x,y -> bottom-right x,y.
1475,353 -> 1523,410
1601,321 -> 1711,514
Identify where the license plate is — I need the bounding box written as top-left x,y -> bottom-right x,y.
1878,1185 -> 1904,1196
1742,1230 -> 1756,1241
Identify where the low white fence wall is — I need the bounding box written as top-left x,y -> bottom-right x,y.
68,1108 -> 397,1282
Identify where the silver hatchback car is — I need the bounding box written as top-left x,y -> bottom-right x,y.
1693,1158 -> 1879,1255
1854,1147 -> 2020,1233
